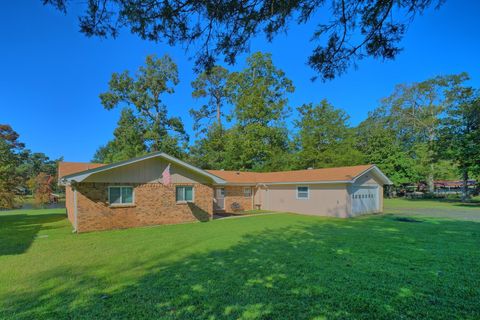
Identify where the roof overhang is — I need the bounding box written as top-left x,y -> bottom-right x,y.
352,165 -> 393,185
210,165 -> 393,186
60,152 -> 227,185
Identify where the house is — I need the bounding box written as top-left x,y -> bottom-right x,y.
58,152 -> 392,233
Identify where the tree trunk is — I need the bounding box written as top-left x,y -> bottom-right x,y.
426,128 -> 437,193
461,167 -> 470,202
427,163 -> 434,193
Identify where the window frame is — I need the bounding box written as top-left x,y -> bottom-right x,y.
176,185 -> 195,203
243,187 -> 252,198
296,186 -> 310,200
108,186 -> 135,206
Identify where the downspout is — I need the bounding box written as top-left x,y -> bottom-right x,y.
251,186 -> 255,210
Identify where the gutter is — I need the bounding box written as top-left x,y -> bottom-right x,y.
214,180 -> 352,186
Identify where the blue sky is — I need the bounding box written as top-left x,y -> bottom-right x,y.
0,1 -> 479,162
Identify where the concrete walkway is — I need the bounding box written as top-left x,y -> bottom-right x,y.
213,211 -> 279,220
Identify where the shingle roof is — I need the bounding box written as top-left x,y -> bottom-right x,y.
57,152 -> 227,185
58,162 -> 105,179
206,165 -> 374,184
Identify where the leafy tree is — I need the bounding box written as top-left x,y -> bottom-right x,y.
190,66 -> 230,135
93,108 -> 147,163
99,54 -> 188,158
356,108 -> 421,185
439,85 -> 480,201
188,123 -> 227,169
17,151 -> 59,189
0,125 -> 24,208
294,100 -> 364,169
380,74 -> 468,191
228,52 -> 294,126
31,172 -> 54,206
224,52 -> 294,170
44,0 -> 443,80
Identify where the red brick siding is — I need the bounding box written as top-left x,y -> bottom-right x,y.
224,186 -> 253,212
75,182 -> 213,233
65,186 -> 74,225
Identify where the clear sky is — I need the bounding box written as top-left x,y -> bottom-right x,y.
0,1 -> 479,162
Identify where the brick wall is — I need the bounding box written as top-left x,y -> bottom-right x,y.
224,186 -> 253,212
74,182 -> 213,233
65,186 -> 74,225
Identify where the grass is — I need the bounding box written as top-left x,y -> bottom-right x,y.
0,199 -> 479,319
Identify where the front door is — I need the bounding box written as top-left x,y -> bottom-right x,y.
214,188 -> 225,211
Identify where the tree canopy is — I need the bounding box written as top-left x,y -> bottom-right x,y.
99,54 -> 188,158
43,0 -> 443,80
294,100 -> 363,169
93,108 -> 147,163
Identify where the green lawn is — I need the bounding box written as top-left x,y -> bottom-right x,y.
1,199 -> 479,319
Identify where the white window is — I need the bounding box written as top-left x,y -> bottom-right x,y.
243,187 -> 252,197
109,186 -> 134,205
176,186 -> 194,202
297,186 -> 309,199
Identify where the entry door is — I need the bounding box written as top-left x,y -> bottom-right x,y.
214,188 -> 225,210
351,186 -> 379,215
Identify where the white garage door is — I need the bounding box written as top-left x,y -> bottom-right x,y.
351,186 -> 379,215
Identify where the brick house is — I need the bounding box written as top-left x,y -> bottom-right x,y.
59,152 -> 392,233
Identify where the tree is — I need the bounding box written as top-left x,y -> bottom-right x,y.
356,108 -> 421,186
0,125 -> 24,209
99,54 -> 188,158
380,74 -> 468,191
31,173 -> 54,206
439,85 -> 480,201
190,66 -> 230,135
225,52 -> 294,170
17,151 -> 59,190
188,123 -> 227,169
93,108 -> 147,163
44,0 -> 443,80
294,100 -> 364,169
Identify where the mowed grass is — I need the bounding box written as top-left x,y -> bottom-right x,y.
1,200 -> 479,319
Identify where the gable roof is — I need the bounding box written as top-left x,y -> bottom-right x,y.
59,152 -> 226,185
207,165 -> 392,185
58,162 -> 106,180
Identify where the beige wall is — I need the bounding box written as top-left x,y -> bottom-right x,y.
83,157 -> 210,184
349,171 -> 384,214
259,184 -> 350,218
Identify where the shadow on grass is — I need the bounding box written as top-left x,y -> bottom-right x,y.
400,197 -> 480,208
2,215 -> 480,319
0,212 -> 65,256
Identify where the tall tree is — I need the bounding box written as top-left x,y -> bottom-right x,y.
380,74 -> 468,191
0,125 -> 25,208
225,52 -> 294,170
93,108 -> 147,163
294,100 -> 363,169
439,85 -> 480,201
17,151 -> 59,189
190,66 -> 230,135
356,107 -> 421,186
44,0 -> 443,80
100,54 -> 188,158
188,123 -> 227,169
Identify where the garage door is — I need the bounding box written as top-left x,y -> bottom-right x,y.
351,186 -> 379,215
